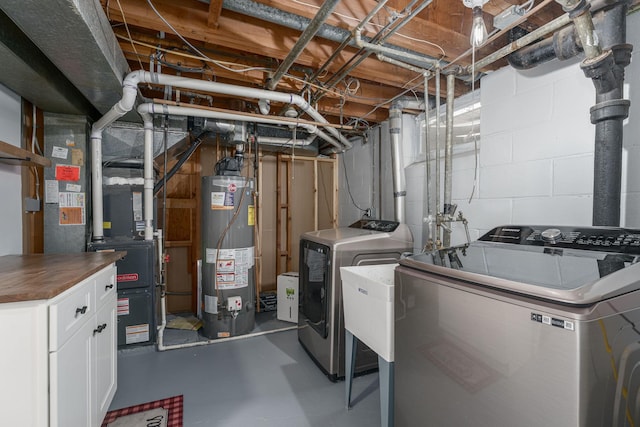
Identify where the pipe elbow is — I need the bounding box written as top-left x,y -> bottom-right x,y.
353,28 -> 364,48
136,103 -> 154,123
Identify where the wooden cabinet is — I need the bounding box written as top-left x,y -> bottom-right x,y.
49,266 -> 117,427
0,254 -> 121,427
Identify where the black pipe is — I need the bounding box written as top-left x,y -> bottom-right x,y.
507,4 -> 618,70
507,0 -> 632,227
153,131 -> 211,195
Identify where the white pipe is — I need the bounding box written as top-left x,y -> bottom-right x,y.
91,70 -> 349,240
139,109 -> 154,240
136,103 -> 339,148
256,135 -> 316,146
132,71 -> 352,150
90,79 -> 139,241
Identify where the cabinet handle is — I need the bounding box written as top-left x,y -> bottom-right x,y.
93,323 -> 107,335
105,284 -> 114,290
75,306 -> 88,316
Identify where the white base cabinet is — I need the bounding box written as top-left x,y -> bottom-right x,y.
0,264 -> 118,427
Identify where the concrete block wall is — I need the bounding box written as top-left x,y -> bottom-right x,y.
340,12 -> 640,250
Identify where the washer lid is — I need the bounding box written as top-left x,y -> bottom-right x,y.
401,243 -> 640,305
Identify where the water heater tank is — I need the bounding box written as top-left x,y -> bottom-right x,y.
201,175 -> 255,338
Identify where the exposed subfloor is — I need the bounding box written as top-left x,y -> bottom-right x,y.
109,328 -> 382,426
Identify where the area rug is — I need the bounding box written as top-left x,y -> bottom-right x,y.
101,395 -> 183,427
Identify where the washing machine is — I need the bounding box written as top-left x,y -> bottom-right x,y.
394,224 -> 640,427
298,219 -> 413,381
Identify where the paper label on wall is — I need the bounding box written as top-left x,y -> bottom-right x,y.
45,180 -> 59,203
117,298 -> 130,316
204,295 -> 218,314
205,246 -> 254,289
58,192 -> 85,225
55,164 -> 80,181
51,146 -> 68,159
65,183 -> 81,192
71,148 -> 83,166
125,324 -> 149,344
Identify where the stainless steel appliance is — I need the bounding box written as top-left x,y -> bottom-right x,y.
394,225 -> 640,427
298,219 -> 413,381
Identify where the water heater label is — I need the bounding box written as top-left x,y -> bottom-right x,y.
210,192 -> 226,208
205,247 -> 255,289
248,205 -> 255,226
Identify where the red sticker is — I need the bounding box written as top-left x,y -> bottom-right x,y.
228,183 -> 237,193
55,165 -> 80,181
117,273 -> 139,282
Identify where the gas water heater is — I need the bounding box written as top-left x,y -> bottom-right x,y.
201,147 -> 255,339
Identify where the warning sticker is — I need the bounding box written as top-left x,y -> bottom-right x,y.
224,192 -> 235,207
117,298 -> 130,316
59,192 -> 85,225
248,205 -> 255,226
205,246 -> 255,289
211,191 -> 233,210
125,324 -> 149,344
217,259 -> 235,273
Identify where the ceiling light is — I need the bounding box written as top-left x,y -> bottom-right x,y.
463,0 -> 489,48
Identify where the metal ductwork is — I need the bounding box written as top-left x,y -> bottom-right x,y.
216,0 -> 443,70
507,0 -> 632,227
389,103 -> 408,224
0,0 -> 130,117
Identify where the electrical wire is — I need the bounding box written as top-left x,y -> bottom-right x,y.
340,152 -> 370,213
467,45 -> 480,203
115,0 -> 144,71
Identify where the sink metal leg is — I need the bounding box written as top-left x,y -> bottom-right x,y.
379,356 -> 394,427
345,330 -> 357,409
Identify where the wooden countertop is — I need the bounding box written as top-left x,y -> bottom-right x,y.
0,252 -> 126,303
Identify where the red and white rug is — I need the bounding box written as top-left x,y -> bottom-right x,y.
101,395 -> 183,427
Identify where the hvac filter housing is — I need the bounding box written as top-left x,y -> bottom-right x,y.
201,175 -> 255,339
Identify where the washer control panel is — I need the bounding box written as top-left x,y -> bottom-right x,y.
479,225 -> 640,254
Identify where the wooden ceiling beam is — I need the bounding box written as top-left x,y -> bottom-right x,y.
252,0 -> 473,62
207,0 -> 223,28
102,0 -> 463,98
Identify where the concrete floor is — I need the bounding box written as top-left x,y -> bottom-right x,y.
109,328 -> 382,427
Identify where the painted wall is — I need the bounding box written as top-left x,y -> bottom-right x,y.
340,11 -> 640,251
0,84 -> 23,255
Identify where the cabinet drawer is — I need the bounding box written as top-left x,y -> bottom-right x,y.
49,277 -> 95,352
95,265 -> 116,310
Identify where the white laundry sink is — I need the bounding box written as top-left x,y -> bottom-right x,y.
341,264 -> 396,362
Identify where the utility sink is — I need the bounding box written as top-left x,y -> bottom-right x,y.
341,263 -> 396,362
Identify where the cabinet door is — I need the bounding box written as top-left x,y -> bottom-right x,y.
50,317 -> 93,427
95,295 -> 117,426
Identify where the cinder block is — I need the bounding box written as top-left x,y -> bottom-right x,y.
480,132 -> 512,167
512,196 -> 592,225
553,155 -> 594,196
480,160 -> 552,199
